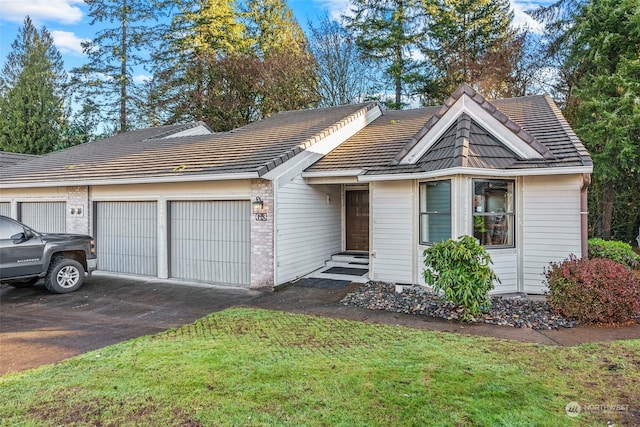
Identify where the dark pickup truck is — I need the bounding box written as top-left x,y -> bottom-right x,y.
0,215 -> 97,293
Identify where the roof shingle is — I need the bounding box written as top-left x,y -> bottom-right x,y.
0,103 -> 375,185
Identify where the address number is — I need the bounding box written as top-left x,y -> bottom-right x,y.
255,213 -> 268,221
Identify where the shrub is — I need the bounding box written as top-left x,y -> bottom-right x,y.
588,238 -> 640,269
423,235 -> 499,320
545,256 -> 640,324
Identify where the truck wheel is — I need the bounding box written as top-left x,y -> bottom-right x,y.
45,258 -> 85,294
9,278 -> 39,288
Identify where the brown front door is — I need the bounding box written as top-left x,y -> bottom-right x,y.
346,190 -> 369,251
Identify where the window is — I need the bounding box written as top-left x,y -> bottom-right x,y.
0,217 -> 25,240
473,180 -> 514,247
420,180 -> 451,244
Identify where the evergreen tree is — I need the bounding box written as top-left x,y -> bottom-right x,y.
421,0 -> 519,102
243,0 -> 307,56
243,0 -> 318,116
150,0 -> 316,130
0,16 -> 67,155
563,0 -> 640,241
344,0 -> 428,109
150,0 -> 249,126
73,0 -> 167,133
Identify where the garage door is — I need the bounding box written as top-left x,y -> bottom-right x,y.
95,201 -> 157,276
19,202 -> 66,232
170,201 -> 250,286
0,202 -> 10,217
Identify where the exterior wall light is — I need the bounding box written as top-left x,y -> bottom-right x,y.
252,197 -> 264,214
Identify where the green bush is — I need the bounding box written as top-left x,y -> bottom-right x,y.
423,235 -> 499,320
588,238 -> 640,269
545,256 -> 640,324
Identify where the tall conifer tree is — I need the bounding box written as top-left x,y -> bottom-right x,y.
344,0 -> 427,109
421,0 -> 519,102
72,0 -> 166,133
0,16 -> 67,154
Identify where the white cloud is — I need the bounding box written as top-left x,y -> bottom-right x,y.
0,0 -> 84,25
133,74 -> 152,84
511,0 -> 544,33
314,0 -> 350,21
50,30 -> 86,55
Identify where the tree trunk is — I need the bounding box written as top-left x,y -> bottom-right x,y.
601,181 -> 614,239
119,0 -> 128,133
395,44 -> 402,108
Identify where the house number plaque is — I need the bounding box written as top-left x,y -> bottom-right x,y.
255,213 -> 268,221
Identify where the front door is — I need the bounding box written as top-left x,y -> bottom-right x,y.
346,190 -> 369,251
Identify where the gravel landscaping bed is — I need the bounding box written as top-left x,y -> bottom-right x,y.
341,281 -> 576,330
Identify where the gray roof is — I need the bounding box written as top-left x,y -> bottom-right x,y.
307,85 -> 592,175
0,151 -> 39,168
0,104 -> 375,185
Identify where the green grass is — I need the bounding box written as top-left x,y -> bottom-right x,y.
1,308 -> 638,426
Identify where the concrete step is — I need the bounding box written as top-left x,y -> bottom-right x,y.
325,259 -> 369,268
330,252 -> 370,265
303,252 -> 370,283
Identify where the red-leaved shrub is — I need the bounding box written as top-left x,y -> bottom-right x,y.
545,256 -> 640,324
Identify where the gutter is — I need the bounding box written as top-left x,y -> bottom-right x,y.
357,166 -> 594,182
581,173 -> 591,258
0,172 -> 261,189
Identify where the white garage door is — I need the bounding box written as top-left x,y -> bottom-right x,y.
95,201 -> 157,276
19,202 -> 66,232
170,201 -> 250,286
0,202 -> 10,217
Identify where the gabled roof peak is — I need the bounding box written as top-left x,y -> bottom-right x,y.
393,84 -> 554,166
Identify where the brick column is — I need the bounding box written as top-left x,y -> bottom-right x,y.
250,179 -> 274,290
66,186 -> 91,235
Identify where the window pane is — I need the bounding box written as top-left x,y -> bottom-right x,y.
427,214 -> 451,243
474,214 -> 513,246
420,180 -> 451,244
473,180 -> 515,247
426,181 -> 450,212
473,181 -> 513,213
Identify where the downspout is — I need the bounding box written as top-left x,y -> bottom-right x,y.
581,173 -> 591,258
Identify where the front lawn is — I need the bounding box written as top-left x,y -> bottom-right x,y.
0,308 -> 638,426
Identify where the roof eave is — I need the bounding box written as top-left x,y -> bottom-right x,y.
358,165 -> 593,182
0,172 -> 261,189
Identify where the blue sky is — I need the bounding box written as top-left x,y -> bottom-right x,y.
0,0 -> 550,78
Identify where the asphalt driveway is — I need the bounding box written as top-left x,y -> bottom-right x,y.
0,273 -> 263,375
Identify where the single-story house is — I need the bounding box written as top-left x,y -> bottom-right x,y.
0,84 -> 592,294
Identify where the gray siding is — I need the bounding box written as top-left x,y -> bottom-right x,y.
275,176 -> 342,284
370,181 -> 414,283
96,201 -> 158,276
169,201 -> 250,286
0,202 -> 10,217
522,175 -> 582,294
19,202 -> 66,232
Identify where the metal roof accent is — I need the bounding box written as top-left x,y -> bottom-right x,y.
307,91 -> 592,177
392,84 -> 553,166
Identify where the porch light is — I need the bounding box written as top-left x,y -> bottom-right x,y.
252,197 -> 264,214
